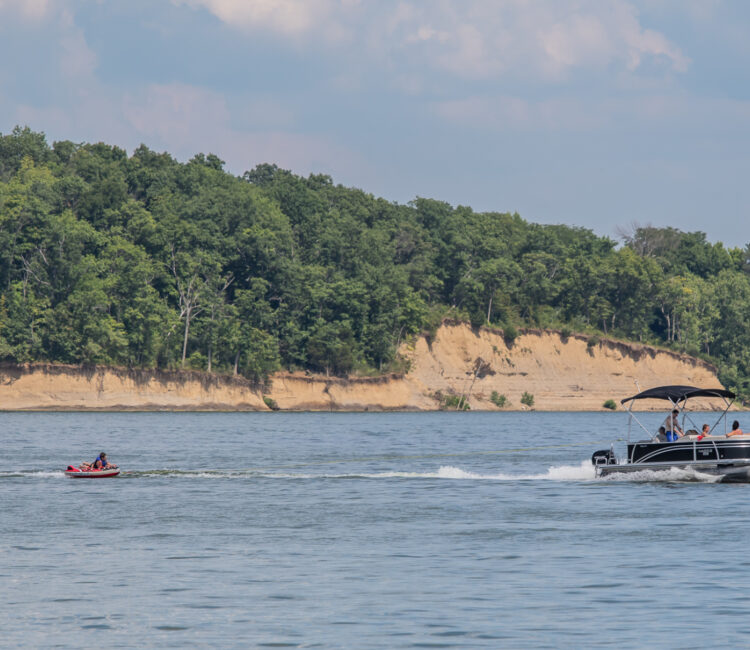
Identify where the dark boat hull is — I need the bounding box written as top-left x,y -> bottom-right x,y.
628,439 -> 750,464
597,438 -> 750,482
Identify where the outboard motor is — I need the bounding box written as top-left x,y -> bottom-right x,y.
591,449 -> 617,466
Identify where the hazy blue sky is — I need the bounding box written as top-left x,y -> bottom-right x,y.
1,1 -> 749,244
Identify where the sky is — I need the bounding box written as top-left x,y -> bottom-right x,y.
1,0 -> 749,245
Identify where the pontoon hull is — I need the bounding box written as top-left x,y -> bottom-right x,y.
596,439 -> 750,482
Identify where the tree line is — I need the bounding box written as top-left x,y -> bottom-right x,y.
1,126 -> 749,395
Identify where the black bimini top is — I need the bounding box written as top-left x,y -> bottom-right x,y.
621,385 -> 735,405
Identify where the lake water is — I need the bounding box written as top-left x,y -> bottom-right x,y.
2,411 -> 749,648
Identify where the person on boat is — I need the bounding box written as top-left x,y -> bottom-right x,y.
655,426 -> 668,442
727,421 -> 744,437
92,452 -> 116,470
697,424 -> 711,440
663,409 -> 683,441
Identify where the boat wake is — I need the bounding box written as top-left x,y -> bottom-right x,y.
0,470 -> 67,479
0,462 -> 723,483
117,462 -> 601,481
119,462 -> 726,483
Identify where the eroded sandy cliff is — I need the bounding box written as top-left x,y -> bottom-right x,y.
0,323 -> 724,411
397,322 -> 722,411
0,364 -> 268,411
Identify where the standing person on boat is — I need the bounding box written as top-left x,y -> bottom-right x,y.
92,452 -> 116,469
663,409 -> 683,441
727,421 -> 744,437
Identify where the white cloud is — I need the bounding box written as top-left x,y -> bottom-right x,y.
58,9 -> 97,80
178,0 -> 329,35
610,1 -> 689,72
0,3 -> 97,80
539,14 -> 615,72
173,0 -> 360,43
387,0 -> 689,80
0,0 -> 54,21
175,0 -> 688,80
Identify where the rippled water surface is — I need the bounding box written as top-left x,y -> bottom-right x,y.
2,411 -> 750,648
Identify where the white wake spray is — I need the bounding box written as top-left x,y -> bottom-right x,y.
598,465 -> 721,483
0,470 -> 67,479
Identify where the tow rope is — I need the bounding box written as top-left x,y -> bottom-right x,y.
202,440 -> 626,474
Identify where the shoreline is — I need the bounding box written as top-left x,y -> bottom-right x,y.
0,324 -> 728,412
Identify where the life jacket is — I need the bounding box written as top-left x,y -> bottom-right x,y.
93,456 -> 106,469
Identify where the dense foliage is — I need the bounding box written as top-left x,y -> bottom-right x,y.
1,126 -> 749,394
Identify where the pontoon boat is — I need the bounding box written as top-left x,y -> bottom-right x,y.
592,385 -> 750,482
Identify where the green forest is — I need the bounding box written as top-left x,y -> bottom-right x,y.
1,126 -> 749,395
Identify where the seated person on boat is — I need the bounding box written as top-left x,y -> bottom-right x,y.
697,424 -> 711,440
727,421 -> 745,437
